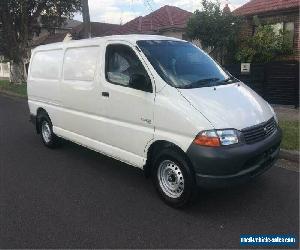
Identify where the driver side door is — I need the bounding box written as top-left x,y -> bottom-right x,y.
101,42 -> 155,167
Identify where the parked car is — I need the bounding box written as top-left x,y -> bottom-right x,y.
27,35 -> 282,207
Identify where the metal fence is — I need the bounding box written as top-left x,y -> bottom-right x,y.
224,61 -> 299,107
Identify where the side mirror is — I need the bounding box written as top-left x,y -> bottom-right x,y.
129,73 -> 152,92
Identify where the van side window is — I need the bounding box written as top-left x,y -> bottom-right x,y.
31,50 -> 62,80
64,46 -> 98,81
105,44 -> 152,92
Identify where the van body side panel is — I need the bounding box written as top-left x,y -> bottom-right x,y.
60,45 -> 110,144
101,83 -> 155,158
27,100 -> 62,128
54,126 -> 145,167
28,49 -> 63,104
58,43 -> 148,168
27,49 -> 64,127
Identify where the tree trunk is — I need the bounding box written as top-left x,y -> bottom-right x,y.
10,61 -> 25,84
81,0 -> 91,38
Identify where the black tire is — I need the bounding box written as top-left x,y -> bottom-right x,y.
152,146 -> 196,208
37,112 -> 61,148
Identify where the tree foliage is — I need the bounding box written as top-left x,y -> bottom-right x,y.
236,24 -> 294,63
0,0 -> 82,82
187,0 -> 241,63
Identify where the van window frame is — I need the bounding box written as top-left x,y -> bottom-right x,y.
105,43 -> 153,93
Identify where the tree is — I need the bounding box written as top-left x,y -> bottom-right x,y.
236,24 -> 294,63
187,0 -> 241,64
0,0 -> 82,83
81,0 -> 91,38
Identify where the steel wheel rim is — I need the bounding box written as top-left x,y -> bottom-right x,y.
41,120 -> 51,143
157,160 -> 184,198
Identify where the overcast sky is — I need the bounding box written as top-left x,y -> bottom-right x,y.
74,0 -> 249,24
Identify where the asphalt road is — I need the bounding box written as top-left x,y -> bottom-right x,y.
0,94 -> 299,249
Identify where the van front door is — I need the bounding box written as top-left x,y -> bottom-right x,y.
101,42 -> 155,167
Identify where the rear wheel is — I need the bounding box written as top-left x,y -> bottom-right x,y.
152,147 -> 196,208
38,113 -> 60,148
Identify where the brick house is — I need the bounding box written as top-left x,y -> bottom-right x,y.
28,21 -> 120,77
31,22 -> 120,46
32,5 -> 192,45
71,22 -> 120,40
105,5 -> 192,40
234,0 -> 300,61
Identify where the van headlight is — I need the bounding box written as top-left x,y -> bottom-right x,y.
216,130 -> 239,145
193,129 -> 239,147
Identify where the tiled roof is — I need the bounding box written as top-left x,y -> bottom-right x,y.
234,0 -> 300,16
106,5 -> 192,35
72,22 -> 120,38
32,22 -> 121,46
31,32 -> 68,47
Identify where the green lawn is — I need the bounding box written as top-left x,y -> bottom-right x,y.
279,120 -> 299,151
0,80 -> 27,97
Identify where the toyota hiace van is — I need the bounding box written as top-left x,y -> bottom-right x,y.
28,35 -> 282,207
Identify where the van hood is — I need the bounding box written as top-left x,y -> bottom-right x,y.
178,83 -> 274,130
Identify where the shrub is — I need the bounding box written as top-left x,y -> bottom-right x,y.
236,24 -> 293,63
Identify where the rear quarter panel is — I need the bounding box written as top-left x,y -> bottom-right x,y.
27,48 -> 64,127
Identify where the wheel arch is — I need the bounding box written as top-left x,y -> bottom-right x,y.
36,107 -> 50,134
144,140 -> 189,177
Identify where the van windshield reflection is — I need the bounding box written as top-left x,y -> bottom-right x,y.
137,40 -> 237,89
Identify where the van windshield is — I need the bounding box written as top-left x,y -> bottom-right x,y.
137,40 -> 237,89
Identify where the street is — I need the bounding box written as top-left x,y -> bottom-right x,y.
0,94 -> 299,248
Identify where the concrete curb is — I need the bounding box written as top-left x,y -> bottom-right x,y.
279,149 -> 299,162
0,90 -> 27,99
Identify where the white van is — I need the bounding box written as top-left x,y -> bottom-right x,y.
28,35 -> 282,207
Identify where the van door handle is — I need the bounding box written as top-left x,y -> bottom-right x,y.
102,92 -> 109,97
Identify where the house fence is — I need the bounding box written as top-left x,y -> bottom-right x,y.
224,61 -> 299,107
0,62 -> 10,79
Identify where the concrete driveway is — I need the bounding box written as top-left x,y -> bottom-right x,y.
0,94 -> 299,248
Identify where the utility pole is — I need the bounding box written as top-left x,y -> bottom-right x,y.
81,0 -> 91,38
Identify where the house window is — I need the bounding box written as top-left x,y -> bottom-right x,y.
253,21 -> 295,47
284,22 -> 295,44
270,23 -> 283,35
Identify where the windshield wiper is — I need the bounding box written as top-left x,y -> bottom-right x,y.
180,78 -> 220,89
216,76 -> 238,85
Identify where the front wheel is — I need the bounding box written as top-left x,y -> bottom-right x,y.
152,147 -> 196,208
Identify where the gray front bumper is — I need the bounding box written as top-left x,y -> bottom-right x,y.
186,128 -> 282,188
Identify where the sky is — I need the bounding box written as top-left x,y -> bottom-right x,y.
74,0 -> 249,25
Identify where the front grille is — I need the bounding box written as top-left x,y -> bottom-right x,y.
242,117 -> 277,144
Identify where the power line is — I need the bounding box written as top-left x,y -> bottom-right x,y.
144,0 -> 154,12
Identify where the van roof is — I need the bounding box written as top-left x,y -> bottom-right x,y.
32,34 -> 182,51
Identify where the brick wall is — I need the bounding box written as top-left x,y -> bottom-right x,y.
240,9 -> 299,61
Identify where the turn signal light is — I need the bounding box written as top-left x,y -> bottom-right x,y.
193,135 -> 221,147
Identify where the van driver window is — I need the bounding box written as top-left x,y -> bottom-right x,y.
105,44 -> 150,89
